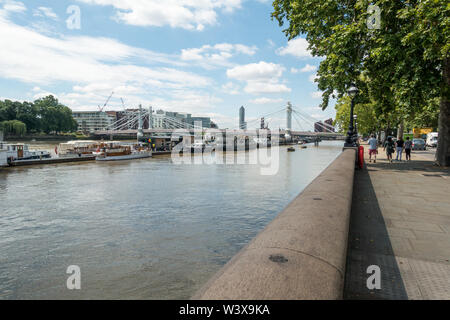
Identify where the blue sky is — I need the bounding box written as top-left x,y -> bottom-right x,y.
0,0 -> 336,129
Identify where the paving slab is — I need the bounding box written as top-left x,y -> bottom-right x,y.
344,145 -> 450,300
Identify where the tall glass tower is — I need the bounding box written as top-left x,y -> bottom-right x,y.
239,106 -> 247,130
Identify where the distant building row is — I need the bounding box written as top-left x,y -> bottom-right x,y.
72,109 -> 214,132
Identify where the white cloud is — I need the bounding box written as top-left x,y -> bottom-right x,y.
249,97 -> 284,104
200,112 -> 238,129
301,64 -> 317,72
227,61 -> 291,94
244,81 -> 291,94
277,38 -> 312,58
0,15 -> 210,88
291,64 -> 317,74
0,12 -> 224,115
33,7 -> 58,20
33,90 -> 57,100
181,43 -> 257,69
76,0 -> 242,30
227,61 -> 284,81
0,0 -> 26,14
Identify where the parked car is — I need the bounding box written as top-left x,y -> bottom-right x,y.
412,138 -> 426,150
426,132 -> 438,148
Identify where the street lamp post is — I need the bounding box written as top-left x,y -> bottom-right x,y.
354,115 -> 358,143
344,85 -> 359,147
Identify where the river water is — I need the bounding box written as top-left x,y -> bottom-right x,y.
0,141 -> 343,299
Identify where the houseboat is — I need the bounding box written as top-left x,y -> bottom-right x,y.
93,142 -> 151,161
0,142 -> 51,162
58,140 -> 104,158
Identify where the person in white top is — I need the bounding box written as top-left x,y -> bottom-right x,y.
368,135 -> 378,163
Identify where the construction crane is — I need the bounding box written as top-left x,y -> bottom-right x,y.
120,98 -> 126,110
98,91 -> 114,112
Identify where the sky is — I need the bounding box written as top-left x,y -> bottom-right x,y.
0,0 -> 337,130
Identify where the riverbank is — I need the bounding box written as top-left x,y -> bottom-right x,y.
4,134 -> 82,141
344,144 -> 450,299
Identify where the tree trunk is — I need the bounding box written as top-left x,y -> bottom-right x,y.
436,57 -> 450,166
397,120 -> 404,140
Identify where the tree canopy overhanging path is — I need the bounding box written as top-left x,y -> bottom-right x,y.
271,0 -> 449,166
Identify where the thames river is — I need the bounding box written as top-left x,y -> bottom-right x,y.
0,141 -> 343,299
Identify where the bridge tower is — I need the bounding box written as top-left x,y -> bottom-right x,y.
286,102 -> 293,141
148,106 -> 153,129
137,104 -> 144,140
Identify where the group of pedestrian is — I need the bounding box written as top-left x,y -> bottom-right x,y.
367,135 -> 412,163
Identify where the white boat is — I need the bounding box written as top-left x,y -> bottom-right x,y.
0,142 -> 51,161
94,142 -> 152,161
0,146 -> 7,167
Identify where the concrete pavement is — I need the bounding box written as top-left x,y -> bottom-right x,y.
344,145 -> 450,299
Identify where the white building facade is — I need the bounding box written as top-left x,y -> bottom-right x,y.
72,111 -> 116,133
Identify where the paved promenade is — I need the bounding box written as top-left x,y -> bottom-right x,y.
344,144 -> 450,299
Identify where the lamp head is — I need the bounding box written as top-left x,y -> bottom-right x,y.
347,85 -> 359,98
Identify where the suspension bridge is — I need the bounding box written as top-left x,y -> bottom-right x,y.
93,103 -> 344,141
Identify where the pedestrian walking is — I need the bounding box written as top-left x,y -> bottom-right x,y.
404,137 -> 412,161
384,137 -> 395,163
368,134 -> 378,163
396,137 -> 405,161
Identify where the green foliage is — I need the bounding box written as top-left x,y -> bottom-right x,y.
0,120 -> 27,136
272,0 -> 449,110
334,96 -> 379,135
405,98 -> 440,130
272,0 -> 449,164
0,95 -> 77,135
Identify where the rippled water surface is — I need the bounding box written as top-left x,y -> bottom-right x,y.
0,141 -> 343,299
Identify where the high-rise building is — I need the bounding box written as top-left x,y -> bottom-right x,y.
239,106 -> 247,130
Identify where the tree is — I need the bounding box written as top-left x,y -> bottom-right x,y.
34,95 -> 78,134
0,120 -> 27,136
334,96 -> 380,136
15,101 -> 40,132
272,0 -> 450,165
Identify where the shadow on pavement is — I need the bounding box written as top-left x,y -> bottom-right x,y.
343,166 -> 409,300
371,162 -> 449,177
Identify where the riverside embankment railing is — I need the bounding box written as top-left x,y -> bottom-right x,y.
193,148 -> 357,300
